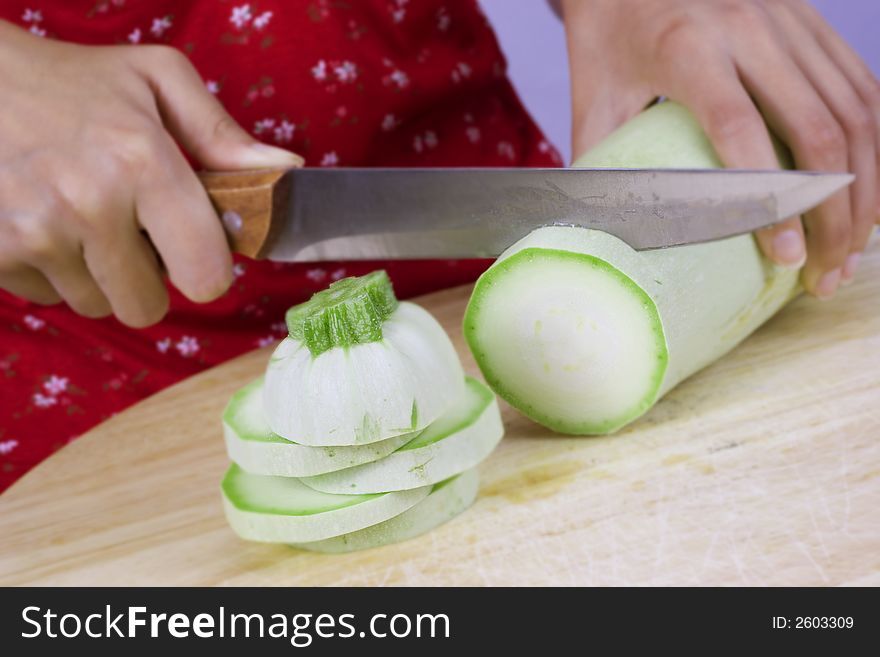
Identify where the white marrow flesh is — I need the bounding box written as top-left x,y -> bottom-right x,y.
221,463 -> 431,543
464,101 -> 799,434
296,469 -> 479,553
223,378 -> 416,477
301,377 -> 503,493
264,301 -> 465,446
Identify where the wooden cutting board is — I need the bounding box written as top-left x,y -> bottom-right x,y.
2,247 -> 879,586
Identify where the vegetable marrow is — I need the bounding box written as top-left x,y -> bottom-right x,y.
295,469 -> 479,553
263,271 -> 465,446
301,377 -> 503,493
464,101 -> 799,434
223,378 -> 417,477
221,463 -> 431,543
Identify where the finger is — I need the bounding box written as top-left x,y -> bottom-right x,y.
82,219 -> 170,328
132,46 -> 303,170
789,0 -> 880,216
570,80 -> 652,161
0,264 -> 61,305
135,132 -> 233,303
771,1 -> 876,284
736,41 -> 851,299
660,52 -> 807,268
39,251 -> 113,319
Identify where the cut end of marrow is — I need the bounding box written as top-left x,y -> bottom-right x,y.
465,237 -> 667,435
286,270 -> 398,356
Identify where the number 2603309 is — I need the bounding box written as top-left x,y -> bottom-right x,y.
788,617 -> 854,629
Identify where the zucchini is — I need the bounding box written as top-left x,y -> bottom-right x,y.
301,377 -> 502,493
464,101 -> 799,434
263,271 -> 465,446
221,463 -> 431,543
223,378 -> 416,477
295,469 -> 478,553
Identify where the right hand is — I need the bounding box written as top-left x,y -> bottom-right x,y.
0,21 -> 302,327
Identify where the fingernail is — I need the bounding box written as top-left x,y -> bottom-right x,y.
246,142 -> 304,167
841,253 -> 860,284
814,268 -> 841,300
771,229 -> 806,269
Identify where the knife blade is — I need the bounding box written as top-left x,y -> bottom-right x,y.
199,167 -> 853,260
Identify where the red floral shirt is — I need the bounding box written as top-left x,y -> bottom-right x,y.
0,0 -> 561,491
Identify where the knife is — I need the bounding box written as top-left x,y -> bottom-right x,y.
198,167 -> 853,260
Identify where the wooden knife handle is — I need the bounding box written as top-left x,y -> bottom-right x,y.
198,168 -> 292,259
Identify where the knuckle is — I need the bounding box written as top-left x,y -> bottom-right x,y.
210,113 -> 239,142
705,102 -> 759,142
185,267 -> 232,303
652,16 -> 698,59
842,105 -> 875,139
816,218 -> 852,254
12,218 -> 58,263
800,114 -> 846,165
722,0 -> 765,29
30,288 -> 62,306
142,44 -> 189,69
70,292 -> 112,319
108,126 -> 162,174
125,292 -> 170,328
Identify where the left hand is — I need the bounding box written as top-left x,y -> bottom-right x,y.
561,0 -> 880,298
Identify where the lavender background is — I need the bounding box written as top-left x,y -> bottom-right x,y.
481,0 -> 880,163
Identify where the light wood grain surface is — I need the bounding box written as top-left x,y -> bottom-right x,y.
1,246 -> 879,586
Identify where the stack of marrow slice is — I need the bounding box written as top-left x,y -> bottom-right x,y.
221,271 -> 504,552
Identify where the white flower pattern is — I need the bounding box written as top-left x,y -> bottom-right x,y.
175,336 -> 200,357
43,375 -> 69,395
33,393 -> 57,409
254,117 -> 276,134
273,120 -> 295,143
311,60 -> 328,81
230,4 -> 252,29
150,16 -> 172,37
255,335 -> 276,348
23,315 -> 45,331
253,11 -> 273,30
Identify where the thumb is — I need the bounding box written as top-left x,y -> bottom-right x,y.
133,47 -> 304,170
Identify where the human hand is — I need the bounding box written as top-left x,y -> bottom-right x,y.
0,21 -> 302,326
562,0 -> 879,298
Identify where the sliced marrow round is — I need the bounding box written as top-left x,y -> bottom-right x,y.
223,378 -> 416,477
301,377 -> 503,493
295,469 -> 479,553
221,463 -> 430,543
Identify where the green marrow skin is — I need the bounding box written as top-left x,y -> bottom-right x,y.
221,463 -> 431,543
464,101 -> 799,435
294,469 -> 479,554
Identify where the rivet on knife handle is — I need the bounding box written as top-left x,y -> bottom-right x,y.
198,168 -> 290,259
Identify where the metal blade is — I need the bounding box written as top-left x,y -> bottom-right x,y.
264,167 -> 853,260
